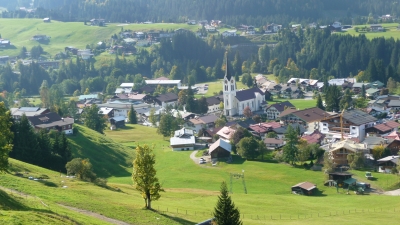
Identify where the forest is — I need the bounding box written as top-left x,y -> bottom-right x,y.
2,0 -> 400,26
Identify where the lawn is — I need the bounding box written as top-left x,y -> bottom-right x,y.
339,23 -> 400,40
268,98 -> 317,110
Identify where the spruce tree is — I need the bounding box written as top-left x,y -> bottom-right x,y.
361,84 -> 366,99
213,181 -> 242,225
128,104 -> 137,124
316,94 -> 324,110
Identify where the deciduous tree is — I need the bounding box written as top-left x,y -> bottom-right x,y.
132,144 -> 164,209
237,137 -> 259,160
0,102 -> 13,172
243,106 -> 252,118
81,104 -> 107,133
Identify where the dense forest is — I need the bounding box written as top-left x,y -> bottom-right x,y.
1,0 -> 400,25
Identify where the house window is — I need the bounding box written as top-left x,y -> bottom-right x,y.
352,127 -> 356,130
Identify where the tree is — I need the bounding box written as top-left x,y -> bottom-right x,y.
157,113 -> 178,138
65,158 -> 96,182
231,127 -> 252,145
149,108 -> 157,126
243,106 -> 252,118
19,46 -> 27,59
81,104 -> 107,133
128,105 -> 137,124
282,125 -> 299,165
323,152 -> 335,174
0,102 -> 13,172
252,115 -> 261,123
316,94 -> 324,110
258,140 -> 267,160
354,97 -> 368,109
360,84 -> 366,99
347,152 -> 364,169
372,146 -> 385,162
197,97 -> 209,114
266,132 -> 277,138
39,80 -> 50,108
215,116 -> 227,128
237,137 -> 259,160
132,144 -> 164,209
339,89 -> 352,110
213,181 -> 242,225
297,139 -> 311,165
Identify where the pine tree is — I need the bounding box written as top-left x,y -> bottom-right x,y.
81,104 -> 107,133
0,102 -> 13,172
213,181 -> 242,225
128,104 -> 138,124
316,94 -> 324,110
360,84 -> 366,99
282,125 -> 299,165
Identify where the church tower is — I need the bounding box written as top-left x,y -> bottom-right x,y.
223,54 -> 236,116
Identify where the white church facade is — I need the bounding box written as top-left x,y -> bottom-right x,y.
223,61 -> 266,116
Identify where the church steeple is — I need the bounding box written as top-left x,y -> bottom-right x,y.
224,52 -> 232,81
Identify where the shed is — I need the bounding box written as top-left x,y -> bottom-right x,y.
343,177 -> 357,189
209,139 -> 231,159
110,116 -> 125,128
291,182 -> 317,195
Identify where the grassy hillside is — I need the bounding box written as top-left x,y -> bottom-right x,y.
340,23 -> 400,39
1,158 -> 190,225
0,19 -> 201,57
67,124 -> 134,178
104,124 -> 400,225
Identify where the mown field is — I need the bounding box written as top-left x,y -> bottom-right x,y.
340,23 -> 400,39
0,19 -> 201,57
2,124 -> 400,224
268,98 -> 318,110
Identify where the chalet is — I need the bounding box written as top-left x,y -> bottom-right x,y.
65,47 -> 78,55
170,128 -> 196,151
206,96 -> 222,113
249,122 -> 281,139
370,24 -> 384,32
326,140 -> 367,165
366,121 -> 400,135
0,39 -> 11,47
332,21 -> 342,30
28,112 -> 74,134
287,78 -> 319,90
79,94 -> 100,101
386,130 -> 400,140
386,139 -> 400,155
301,130 -> 325,145
90,19 -> 105,26
208,139 -> 231,159
145,79 -> 182,89
280,107 -> 328,133
110,116 -> 126,129
186,115 -> 219,133
187,20 -> 196,25
43,18 -> 50,23
265,101 -> 295,120
266,23 -> 282,33
328,78 -> 356,87
31,35 -> 50,41
371,80 -> 385,89
97,102 -> 146,118
10,107 -> 50,120
221,30 -> 237,37
352,83 -> 370,93
216,126 -> 236,140
205,25 -> 217,33
77,49 -> 93,60
366,88 -> 380,99
377,156 -> 399,173
98,107 -> 114,118
381,14 -> 393,21
320,109 -> 377,142
226,118 -> 257,130
271,123 -> 306,139
264,138 -> 284,149
115,83 -> 134,94
388,100 -> 400,111
153,93 -> 179,108
291,182 -> 317,196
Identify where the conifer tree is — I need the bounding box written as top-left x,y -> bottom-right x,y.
282,125 -> 299,165
0,102 -> 13,172
128,105 -> 137,124
316,94 -> 324,110
213,181 -> 242,225
360,84 -> 366,99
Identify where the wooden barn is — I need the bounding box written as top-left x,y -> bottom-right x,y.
208,139 -> 231,159
291,182 -> 317,195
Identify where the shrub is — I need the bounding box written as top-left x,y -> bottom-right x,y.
95,178 -> 108,187
38,174 -> 50,179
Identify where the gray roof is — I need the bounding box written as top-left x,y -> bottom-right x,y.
10,107 -> 49,117
342,109 -> 377,125
28,112 -> 74,128
389,100 -> 400,107
235,87 -> 265,102
170,136 -> 195,146
267,101 -> 295,113
273,123 -> 306,134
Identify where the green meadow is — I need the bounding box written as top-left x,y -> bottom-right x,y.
340,23 -> 400,39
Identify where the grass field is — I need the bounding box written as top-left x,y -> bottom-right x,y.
268,98 -> 317,110
0,19 -> 201,57
340,23 -> 400,39
3,124 -> 400,224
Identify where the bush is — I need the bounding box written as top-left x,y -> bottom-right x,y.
95,178 -> 108,187
309,160 -> 314,167
303,162 -> 308,169
73,127 -> 79,134
38,174 -> 50,179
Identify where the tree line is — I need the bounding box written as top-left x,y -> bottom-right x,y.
3,0 -> 399,26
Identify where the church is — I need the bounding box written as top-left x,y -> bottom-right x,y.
223,60 -> 266,116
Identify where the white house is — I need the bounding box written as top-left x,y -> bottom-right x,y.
265,101 -> 295,120
223,60 -> 266,116
221,30 -> 237,37
186,115 -> 219,133
332,21 -> 342,29
170,128 -> 196,151
206,96 -> 222,113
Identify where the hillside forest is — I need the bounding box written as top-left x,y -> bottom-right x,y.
2,0 -> 400,26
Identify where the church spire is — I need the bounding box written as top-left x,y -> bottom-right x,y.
224,52 -> 232,80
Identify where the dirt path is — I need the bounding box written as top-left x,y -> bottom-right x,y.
58,204 -> 131,225
0,185 -> 131,225
189,150 -> 198,163
383,189 -> 400,196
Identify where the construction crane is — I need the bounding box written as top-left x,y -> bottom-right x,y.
340,109 -> 345,140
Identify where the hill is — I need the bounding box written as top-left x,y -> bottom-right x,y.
0,19 -> 199,57
67,124 -> 134,178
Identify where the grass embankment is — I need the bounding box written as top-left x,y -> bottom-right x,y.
104,124 -> 400,225
268,98 -> 317,110
340,23 -> 400,39
0,19 -> 200,57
